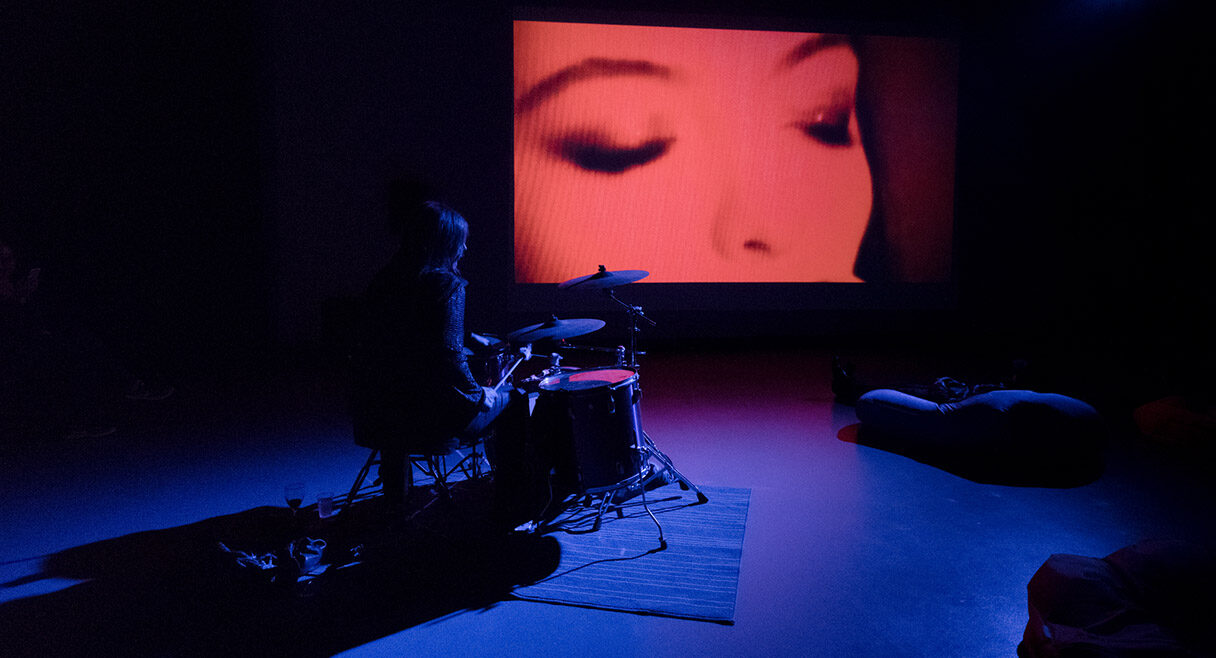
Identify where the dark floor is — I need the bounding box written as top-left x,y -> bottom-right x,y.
2,347 -> 1213,656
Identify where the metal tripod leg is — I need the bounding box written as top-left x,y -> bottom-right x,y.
587,433 -> 706,531
587,471 -> 644,531
592,489 -> 616,531
642,431 -> 709,504
567,427 -> 708,532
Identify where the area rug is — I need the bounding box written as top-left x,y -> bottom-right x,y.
511,485 -> 750,624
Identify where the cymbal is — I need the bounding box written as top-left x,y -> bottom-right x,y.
507,317 -> 606,343
557,267 -> 649,290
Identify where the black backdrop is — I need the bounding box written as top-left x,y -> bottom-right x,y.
3,0 -> 1211,394
3,3 -> 267,373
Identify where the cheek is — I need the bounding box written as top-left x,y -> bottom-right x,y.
798,151 -> 871,228
812,153 -> 873,276
722,141 -> 870,280
757,141 -> 872,235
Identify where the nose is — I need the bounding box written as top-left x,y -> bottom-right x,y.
710,183 -> 778,260
741,238 -> 773,253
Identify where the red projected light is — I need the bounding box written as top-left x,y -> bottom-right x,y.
514,20 -> 956,285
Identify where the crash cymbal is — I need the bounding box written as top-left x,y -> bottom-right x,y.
506,317 -> 606,343
557,266 -> 649,290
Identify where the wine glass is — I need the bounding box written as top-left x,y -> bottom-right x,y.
284,482 -> 305,517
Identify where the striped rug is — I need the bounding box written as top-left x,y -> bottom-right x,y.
511,485 -> 750,624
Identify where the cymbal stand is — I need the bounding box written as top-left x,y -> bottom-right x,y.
604,288 -> 655,370
574,287 -> 706,528
579,429 -> 708,531
639,430 -> 707,501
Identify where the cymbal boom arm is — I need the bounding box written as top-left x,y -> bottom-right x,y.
605,288 -> 655,369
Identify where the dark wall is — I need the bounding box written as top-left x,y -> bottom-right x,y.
253,1 -> 513,346
4,1 -> 1210,394
2,3 -> 267,374
953,0 -> 1213,398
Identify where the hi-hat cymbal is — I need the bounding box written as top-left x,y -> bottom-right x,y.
558,267 -> 649,290
506,317 -> 606,343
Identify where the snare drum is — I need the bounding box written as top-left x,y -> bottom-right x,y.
535,367 -> 643,493
468,344 -> 510,387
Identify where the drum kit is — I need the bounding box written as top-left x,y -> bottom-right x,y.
480,266 -> 707,530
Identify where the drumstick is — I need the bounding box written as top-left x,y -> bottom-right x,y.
492,346 -> 533,391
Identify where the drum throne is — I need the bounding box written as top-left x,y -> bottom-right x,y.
342,436 -> 491,513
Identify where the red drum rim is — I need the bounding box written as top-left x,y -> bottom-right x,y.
538,367 -> 637,392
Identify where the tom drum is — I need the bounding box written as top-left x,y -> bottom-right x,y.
536,367 -> 643,493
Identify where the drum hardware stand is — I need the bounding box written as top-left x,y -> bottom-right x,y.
607,286 -> 706,496
622,431 -> 708,505
542,350 -> 565,377
604,288 -> 654,369
582,471 -> 645,532
511,278 -> 708,533
578,429 -> 708,531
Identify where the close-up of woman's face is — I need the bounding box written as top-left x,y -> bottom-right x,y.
514,20 -> 873,283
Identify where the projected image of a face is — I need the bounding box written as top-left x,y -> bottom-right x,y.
514,20 -> 873,283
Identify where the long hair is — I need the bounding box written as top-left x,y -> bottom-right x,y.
398,200 -> 468,276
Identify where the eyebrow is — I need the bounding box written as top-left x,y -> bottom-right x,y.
515,58 -> 673,115
779,33 -> 853,70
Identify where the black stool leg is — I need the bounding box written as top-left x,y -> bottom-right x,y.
343,448 -> 380,512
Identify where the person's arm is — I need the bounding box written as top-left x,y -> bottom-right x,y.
440,276 -> 488,408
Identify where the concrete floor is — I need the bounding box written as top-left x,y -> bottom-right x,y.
2,348 -> 1212,656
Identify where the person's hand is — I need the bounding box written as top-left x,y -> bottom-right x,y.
519,343 -> 533,360
481,385 -> 500,410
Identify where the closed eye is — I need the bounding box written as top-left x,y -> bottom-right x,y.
797,105 -> 854,147
550,135 -> 673,174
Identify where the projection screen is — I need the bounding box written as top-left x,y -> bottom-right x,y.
514,18 -> 957,290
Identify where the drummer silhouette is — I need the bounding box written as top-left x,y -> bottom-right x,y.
350,198 -> 514,509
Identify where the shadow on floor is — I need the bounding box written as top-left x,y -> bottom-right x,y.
0,481 -> 560,657
837,423 -> 1105,488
